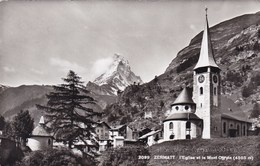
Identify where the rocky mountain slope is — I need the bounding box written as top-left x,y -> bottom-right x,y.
104,11 -> 260,130
87,54 -> 143,95
0,84 -> 9,94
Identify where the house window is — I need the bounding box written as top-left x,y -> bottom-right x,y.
186,121 -> 191,129
243,126 -> 246,136
169,122 -> 173,130
223,122 -> 226,134
186,135 -> 191,140
200,87 -> 203,95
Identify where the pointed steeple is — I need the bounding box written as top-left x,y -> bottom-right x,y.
172,87 -> 195,105
194,8 -> 219,70
39,116 -> 45,125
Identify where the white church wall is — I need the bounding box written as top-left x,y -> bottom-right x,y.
28,137 -> 53,151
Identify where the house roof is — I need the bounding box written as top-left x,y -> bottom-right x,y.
194,12 -> 219,70
220,96 -> 252,123
164,112 -> 202,122
139,130 -> 161,139
172,87 -> 195,106
97,121 -> 111,129
110,125 -> 125,131
31,115 -> 52,137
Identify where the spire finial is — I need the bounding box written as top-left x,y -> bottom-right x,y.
205,6 -> 208,17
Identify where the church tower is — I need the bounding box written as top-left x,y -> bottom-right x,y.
193,9 -> 221,139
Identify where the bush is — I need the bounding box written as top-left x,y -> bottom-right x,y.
226,71 -> 243,87
242,85 -> 254,98
100,145 -> 150,166
250,103 -> 260,118
251,73 -> 260,86
20,148 -> 91,166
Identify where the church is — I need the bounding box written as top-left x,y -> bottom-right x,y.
163,10 -> 252,141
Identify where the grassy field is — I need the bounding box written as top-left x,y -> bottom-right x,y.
148,136 -> 260,166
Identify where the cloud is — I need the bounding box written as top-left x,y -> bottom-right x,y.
3,66 -> 16,73
91,57 -> 113,77
30,68 -> 44,75
50,57 -> 87,73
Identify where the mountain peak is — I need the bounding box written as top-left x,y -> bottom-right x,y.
93,54 -> 143,94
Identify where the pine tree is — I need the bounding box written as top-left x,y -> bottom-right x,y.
12,110 -> 34,145
0,115 -> 5,131
37,70 -> 99,157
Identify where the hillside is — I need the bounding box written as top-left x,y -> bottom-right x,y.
0,85 -> 53,122
148,136 -> 260,166
103,11 -> 260,129
0,85 -> 117,124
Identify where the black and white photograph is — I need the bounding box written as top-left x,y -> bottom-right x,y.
0,0 -> 260,165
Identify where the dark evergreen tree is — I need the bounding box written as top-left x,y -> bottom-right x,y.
0,115 -> 5,130
37,70 -> 99,158
2,121 -> 15,139
250,103 -> 260,119
12,110 -> 34,145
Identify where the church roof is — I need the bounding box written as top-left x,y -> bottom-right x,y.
31,116 -> 52,137
32,125 -> 51,137
194,11 -> 219,70
164,113 -> 201,122
172,87 -> 195,106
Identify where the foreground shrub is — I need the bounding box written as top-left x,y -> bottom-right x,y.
100,145 -> 150,166
20,148 -> 95,166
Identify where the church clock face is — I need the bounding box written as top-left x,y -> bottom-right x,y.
198,75 -> 205,83
213,75 -> 218,83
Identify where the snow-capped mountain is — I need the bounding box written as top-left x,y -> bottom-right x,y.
88,54 -> 143,95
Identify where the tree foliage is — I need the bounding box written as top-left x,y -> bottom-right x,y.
0,115 -> 5,130
2,121 -> 15,139
250,103 -> 260,119
12,110 -> 34,144
20,148 -> 93,166
37,70 -> 98,156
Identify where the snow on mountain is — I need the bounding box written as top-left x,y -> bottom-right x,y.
93,54 -> 143,93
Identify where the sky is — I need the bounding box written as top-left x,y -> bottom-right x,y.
0,0 -> 259,87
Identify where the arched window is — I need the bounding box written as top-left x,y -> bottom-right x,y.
48,139 -> 51,145
186,135 -> 191,140
223,122 -> 226,134
243,126 -> 246,136
169,122 -> 173,130
184,105 -> 189,110
170,134 -> 174,140
200,87 -> 203,95
214,87 -> 217,95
